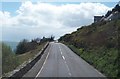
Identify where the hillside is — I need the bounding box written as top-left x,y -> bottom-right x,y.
59,20 -> 119,49
59,20 -> 120,77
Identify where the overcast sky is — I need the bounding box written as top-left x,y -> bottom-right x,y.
1,1 -> 117,42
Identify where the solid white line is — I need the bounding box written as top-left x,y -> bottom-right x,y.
81,57 -> 105,76
94,67 -> 104,76
35,52 -> 50,78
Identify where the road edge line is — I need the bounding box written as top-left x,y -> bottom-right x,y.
8,42 -> 49,78
35,51 -> 50,78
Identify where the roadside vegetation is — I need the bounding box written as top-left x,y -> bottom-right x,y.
17,42 -> 46,65
16,36 -> 54,54
59,20 -> 120,77
0,42 -> 2,76
2,36 -> 54,76
2,43 -> 20,74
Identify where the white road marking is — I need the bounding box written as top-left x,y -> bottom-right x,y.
35,51 -> 50,78
64,61 -> 72,76
59,45 -> 72,77
62,56 -> 65,60
80,56 -> 105,77
69,73 -> 72,76
59,46 -> 63,55
94,68 -> 104,76
61,51 -> 62,55
81,55 -> 105,77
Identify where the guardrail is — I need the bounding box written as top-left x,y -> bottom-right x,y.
6,42 -> 49,79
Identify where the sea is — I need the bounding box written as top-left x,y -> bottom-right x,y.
3,41 -> 19,52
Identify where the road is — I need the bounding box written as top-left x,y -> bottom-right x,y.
23,42 -> 105,77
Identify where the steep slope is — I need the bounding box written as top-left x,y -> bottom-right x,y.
59,20 -> 119,49
59,20 -> 120,77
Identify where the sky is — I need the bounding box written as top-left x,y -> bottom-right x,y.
0,1 -> 119,42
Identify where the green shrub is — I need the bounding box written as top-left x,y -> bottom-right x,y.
0,42 -> 2,76
66,42 -> 118,77
2,43 -> 19,74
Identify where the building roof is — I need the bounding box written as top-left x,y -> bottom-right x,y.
94,16 -> 104,18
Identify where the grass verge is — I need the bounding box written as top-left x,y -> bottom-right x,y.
17,42 -> 46,65
66,44 -> 118,77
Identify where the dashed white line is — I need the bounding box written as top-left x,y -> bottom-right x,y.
68,72 -> 72,76
59,45 -> 72,77
62,56 -> 65,60
59,46 -> 60,49
59,46 -> 63,55
35,51 -> 50,78
61,51 -> 63,55
64,61 -> 72,76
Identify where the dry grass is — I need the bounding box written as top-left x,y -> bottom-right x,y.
17,42 -> 46,65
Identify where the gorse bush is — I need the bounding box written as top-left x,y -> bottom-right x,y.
2,43 -> 19,74
2,36 -> 50,76
59,20 -> 120,77
16,39 -> 28,54
59,20 -> 119,49
16,39 -> 38,54
16,36 -> 54,54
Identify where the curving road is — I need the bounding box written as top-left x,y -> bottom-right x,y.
23,42 -> 105,78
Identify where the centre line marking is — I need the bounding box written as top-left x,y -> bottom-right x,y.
62,56 -> 65,60
64,61 -> 72,77
35,51 -> 50,78
59,45 -> 72,77
69,73 -> 72,76
61,51 -> 62,55
59,46 -> 63,55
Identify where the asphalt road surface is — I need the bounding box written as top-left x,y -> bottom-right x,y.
23,42 -> 105,77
